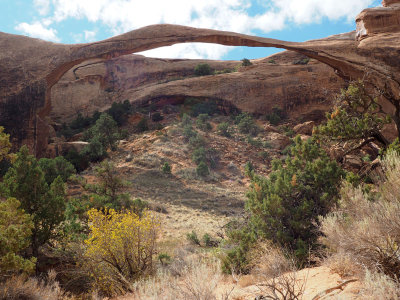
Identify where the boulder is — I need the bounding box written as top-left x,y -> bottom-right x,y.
266,132 -> 291,150
293,121 -> 315,135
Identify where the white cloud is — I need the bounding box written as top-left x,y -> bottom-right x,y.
34,0 -> 51,15
84,30 -> 97,42
18,0 -> 379,58
15,22 -> 60,42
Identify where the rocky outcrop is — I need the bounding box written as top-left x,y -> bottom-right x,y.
383,0 -> 400,7
356,2 -> 400,40
52,51 -> 343,124
1,0 -> 400,156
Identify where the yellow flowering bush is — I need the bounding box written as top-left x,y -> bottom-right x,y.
83,208 -> 159,296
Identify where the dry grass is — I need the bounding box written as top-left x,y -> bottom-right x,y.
320,151 -> 400,295
250,242 -> 306,300
133,252 -> 231,300
0,271 -> 73,300
360,270 -> 400,299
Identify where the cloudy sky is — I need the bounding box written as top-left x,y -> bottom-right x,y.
1,0 -> 380,60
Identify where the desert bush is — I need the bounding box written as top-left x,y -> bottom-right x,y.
246,137 -> 344,264
360,269 -> 400,299
181,113 -> 191,126
84,113 -> 121,152
38,156 -> 76,185
192,147 -> 207,165
293,58 -> 310,65
107,100 -> 132,126
241,58 -> 252,66
84,160 -> 131,210
235,113 -> 259,136
194,63 -> 212,76
0,271 -> 71,300
131,198 -> 149,216
151,112 -> 164,122
1,146 -> 66,257
83,208 -> 159,296
183,125 -> 197,142
217,122 -> 231,137
0,197 -> 36,278
186,231 -> 201,246
188,135 -> 205,148
196,162 -> 209,177
136,118 -> 149,132
196,114 -> 212,131
133,255 -> 225,300
162,162 -> 172,174
320,151 -> 400,280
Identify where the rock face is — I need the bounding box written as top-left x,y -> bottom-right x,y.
1,0 -> 400,156
52,51 -> 343,124
383,0 -> 400,7
356,2 -> 400,40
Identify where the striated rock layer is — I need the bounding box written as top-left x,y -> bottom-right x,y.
52,51 -> 343,125
0,0 -> 400,156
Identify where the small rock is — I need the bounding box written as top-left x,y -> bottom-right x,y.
125,154 -> 133,162
293,121 -> 316,135
266,132 -> 291,150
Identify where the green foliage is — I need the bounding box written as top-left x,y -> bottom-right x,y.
241,58 -> 252,67
131,198 -> 149,217
136,118 -> 149,133
151,112 -> 164,122
107,100 -> 132,126
235,113 -> 259,136
245,136 -> 344,264
85,160 -> 131,210
162,162 -> 172,175
0,197 -> 36,278
189,134 -> 205,148
217,122 -> 231,137
268,59 -> 277,64
192,147 -> 207,165
183,124 -> 197,142
181,113 -> 192,126
381,138 -> 400,157
196,161 -> 209,177
315,81 -> 391,150
84,113 -> 121,152
0,126 -> 14,164
39,156 -> 76,185
266,107 -> 286,126
158,253 -> 171,266
244,161 -> 254,178
194,63 -> 212,76
1,146 -> 66,255
196,114 -> 212,131
247,136 -> 263,148
293,58 -> 310,65
183,98 -> 219,117
65,149 -> 89,172
258,151 -> 269,161
186,231 -> 201,246
81,136 -> 108,162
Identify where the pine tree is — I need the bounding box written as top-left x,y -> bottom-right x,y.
1,146 -> 66,256
246,136 -> 344,263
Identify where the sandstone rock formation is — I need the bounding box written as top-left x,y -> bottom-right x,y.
0,0 -> 399,156
52,51 -> 343,125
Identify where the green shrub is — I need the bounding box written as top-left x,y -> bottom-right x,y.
107,100 -> 132,126
192,147 -> 207,165
183,125 -> 197,142
196,161 -> 209,177
293,58 -> 310,65
0,197 -> 36,278
241,58 -> 252,66
131,198 -> 149,216
1,146 -> 66,256
136,118 -> 149,132
247,136 -> 263,148
162,162 -> 171,174
268,59 -> 277,64
217,122 -> 231,137
181,113 -> 192,126
151,112 -> 164,122
194,63 -> 212,76
236,113 -> 259,136
38,156 -> 76,185
244,161 -> 254,178
266,107 -> 286,126
186,231 -> 201,246
246,136 -> 344,264
189,135 -> 205,148
196,114 -> 212,131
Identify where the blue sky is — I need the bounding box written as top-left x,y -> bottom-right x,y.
0,0 -> 381,60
